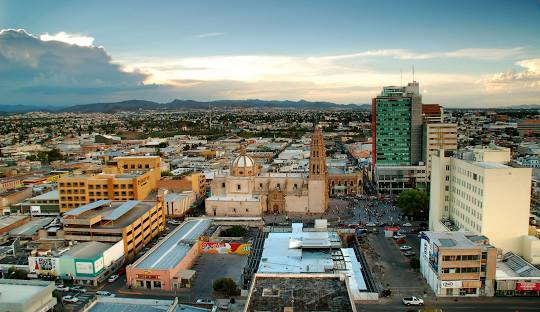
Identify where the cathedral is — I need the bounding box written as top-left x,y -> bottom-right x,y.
206,128 -> 329,217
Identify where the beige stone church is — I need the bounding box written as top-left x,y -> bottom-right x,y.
206,128 -> 329,217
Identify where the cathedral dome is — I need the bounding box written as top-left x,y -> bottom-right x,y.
230,144 -> 258,176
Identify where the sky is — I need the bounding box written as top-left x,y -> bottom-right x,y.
0,0 -> 539,107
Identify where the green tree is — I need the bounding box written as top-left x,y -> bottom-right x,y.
7,266 -> 27,279
213,277 -> 240,296
396,189 -> 429,220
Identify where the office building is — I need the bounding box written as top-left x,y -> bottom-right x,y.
57,156 -> 161,212
420,231 -> 497,296
422,104 -> 444,123
62,200 -> 165,261
429,146 -> 540,261
372,82 -> 427,194
423,123 -> 458,177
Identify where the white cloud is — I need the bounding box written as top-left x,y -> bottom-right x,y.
483,58 -> 540,92
193,32 -> 224,39
40,31 -> 95,47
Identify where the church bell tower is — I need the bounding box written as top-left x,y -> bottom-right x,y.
308,127 -> 328,213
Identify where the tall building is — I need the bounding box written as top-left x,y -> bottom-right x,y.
429,146 -> 540,262
372,81 -> 426,194
423,123 -> 458,177
58,156 -> 161,213
422,104 -> 444,123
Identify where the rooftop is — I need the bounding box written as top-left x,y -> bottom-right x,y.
0,215 -> 28,229
423,231 -> 485,248
29,190 -> 59,201
64,200 -> 156,229
135,218 -> 211,270
246,275 -> 355,312
9,217 -> 54,236
0,279 -> 54,304
496,252 -> 540,280
87,298 -> 174,312
65,241 -> 112,259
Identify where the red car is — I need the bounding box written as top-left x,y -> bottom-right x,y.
396,238 -> 407,245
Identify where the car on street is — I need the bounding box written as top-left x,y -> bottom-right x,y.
71,285 -> 86,293
108,274 -> 119,283
366,222 -> 376,227
396,238 -> 406,245
399,245 -> 413,251
196,298 -> 215,305
167,219 -> 182,225
96,291 -> 115,297
393,234 -> 406,239
403,251 -> 416,256
55,285 -> 70,292
402,296 -> 424,306
62,296 -> 79,303
402,222 -> 413,227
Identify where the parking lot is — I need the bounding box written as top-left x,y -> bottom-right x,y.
190,253 -> 249,302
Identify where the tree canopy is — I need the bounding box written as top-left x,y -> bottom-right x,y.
395,189 -> 429,220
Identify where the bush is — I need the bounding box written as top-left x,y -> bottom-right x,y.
220,225 -> 247,237
213,277 -> 239,296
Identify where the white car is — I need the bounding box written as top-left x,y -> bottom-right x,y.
399,245 -> 413,251
402,296 -> 424,306
71,285 -> 86,293
402,222 -> 413,227
393,234 -> 406,240
366,222 -> 376,227
62,296 -> 79,303
96,291 -> 115,297
108,274 -> 119,283
55,285 -> 70,292
196,298 -> 215,305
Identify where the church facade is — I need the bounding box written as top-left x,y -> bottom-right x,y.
206,128 -> 329,217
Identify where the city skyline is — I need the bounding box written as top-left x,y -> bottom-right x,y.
0,0 -> 539,107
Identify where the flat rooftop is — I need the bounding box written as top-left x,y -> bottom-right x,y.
88,298 -> 173,312
0,215 -> 28,229
65,241 -> 112,259
135,218 -> 211,270
64,201 -> 156,229
246,276 -> 354,312
0,279 -> 53,304
423,231 -> 481,248
473,161 -> 510,169
496,252 -> 540,280
29,190 -> 59,201
9,217 -> 54,236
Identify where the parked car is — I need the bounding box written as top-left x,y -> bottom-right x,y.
62,296 -> 79,303
399,245 -> 413,251
402,222 -> 413,227
196,298 -> 215,305
403,251 -> 416,257
393,234 -> 406,240
96,291 -> 115,297
396,238 -> 407,245
366,222 -> 376,227
108,274 -> 119,283
71,285 -> 86,293
55,285 -> 70,292
402,296 -> 424,306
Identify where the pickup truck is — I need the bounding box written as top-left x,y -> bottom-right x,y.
402,296 -> 424,306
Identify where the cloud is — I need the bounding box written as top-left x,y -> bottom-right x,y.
40,31 -> 95,47
193,32 -> 224,39
323,47 -> 526,61
0,29 -> 149,104
483,58 -> 540,92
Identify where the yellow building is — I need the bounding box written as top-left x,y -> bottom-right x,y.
58,156 -> 161,213
62,199 -> 165,261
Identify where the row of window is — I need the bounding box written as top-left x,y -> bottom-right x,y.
441,267 -> 480,274
442,255 -> 480,261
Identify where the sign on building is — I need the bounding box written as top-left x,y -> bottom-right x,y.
441,280 -> 463,288
75,261 -> 93,275
28,257 -> 59,276
200,242 -> 251,255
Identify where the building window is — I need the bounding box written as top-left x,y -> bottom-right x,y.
237,184 -> 241,190
222,183 -> 226,188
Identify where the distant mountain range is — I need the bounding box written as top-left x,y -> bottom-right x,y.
0,99 -> 371,113
1,100 -> 539,113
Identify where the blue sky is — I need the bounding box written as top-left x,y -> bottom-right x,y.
0,0 -> 539,107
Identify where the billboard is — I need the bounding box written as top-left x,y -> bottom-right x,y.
75,261 -> 93,275
200,242 -> 251,255
30,206 -> 41,214
93,257 -> 104,274
516,282 -> 540,291
29,257 -> 59,276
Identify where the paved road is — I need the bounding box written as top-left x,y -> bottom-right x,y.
357,297 -> 540,311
